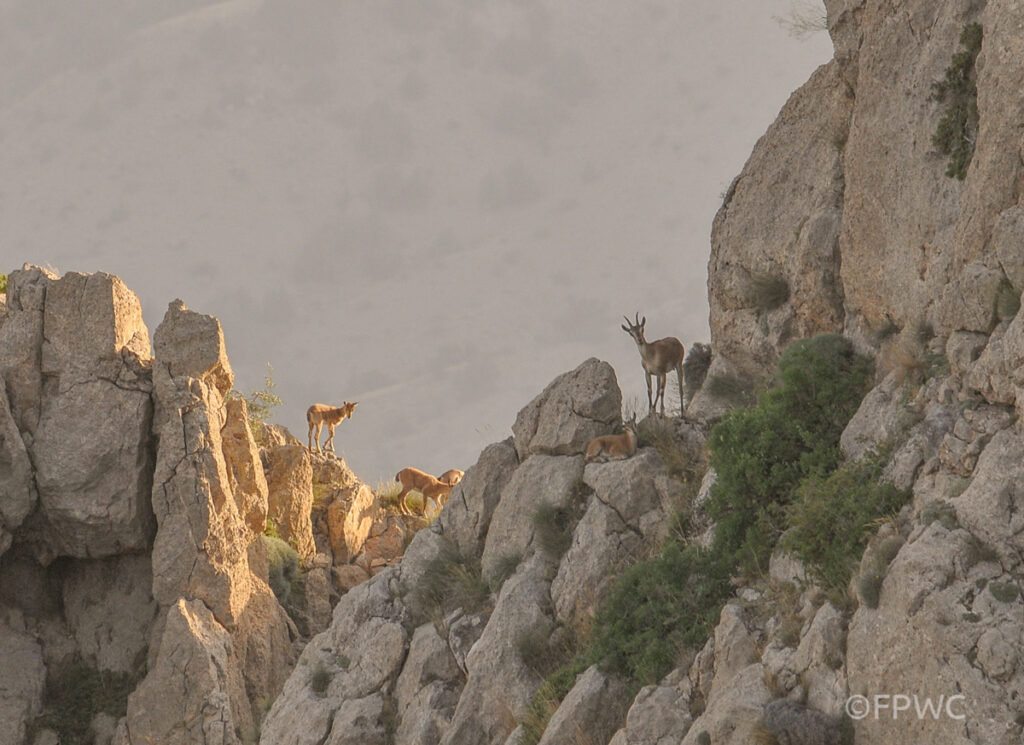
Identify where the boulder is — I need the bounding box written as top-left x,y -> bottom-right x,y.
394,623 -> 462,745
607,670 -> 693,745
480,454 -> 584,578
437,438 -> 519,558
263,444 -> 316,560
121,598 -> 248,745
536,666 -> 629,745
0,384 -> 36,558
511,358 -> 621,460
325,482 -> 377,564
221,397 -> 269,536
0,265 -> 55,436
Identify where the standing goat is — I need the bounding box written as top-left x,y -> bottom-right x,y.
395,467 -> 453,515
622,313 -> 685,416
437,469 -> 465,487
307,402 -> 358,453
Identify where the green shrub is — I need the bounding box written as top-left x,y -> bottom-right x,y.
704,372 -> 756,405
410,540 -> 490,621
0,273 -> 7,294
696,732 -> 712,745
783,457 -> 910,591
855,536 -> 903,609
746,272 -> 791,312
708,334 -> 873,574
310,660 -> 332,697
532,502 -> 573,559
33,662 -> 135,745
932,23 -> 983,180
264,535 -> 300,604
914,320 -> 935,345
589,541 -> 733,686
871,316 -> 900,344
519,659 -> 588,745
988,581 -> 1021,604
231,363 -> 283,443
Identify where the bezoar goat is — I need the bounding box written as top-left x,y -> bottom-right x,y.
394,467 -> 453,515
437,469 -> 465,487
622,313 -> 685,417
584,417 -> 638,463
306,402 -> 357,454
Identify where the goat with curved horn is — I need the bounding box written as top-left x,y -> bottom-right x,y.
621,313 -> 685,416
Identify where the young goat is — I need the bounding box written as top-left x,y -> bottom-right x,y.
584,418 -> 638,463
307,402 -> 357,454
395,467 -> 453,515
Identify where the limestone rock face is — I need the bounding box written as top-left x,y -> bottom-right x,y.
24,271 -> 155,562
221,398 -> 269,536
61,554 -> 159,674
480,453 -> 584,577
263,444 -> 316,560
151,300 -> 253,627
0,384 -> 36,558
511,357 -> 621,460
536,666 -> 629,745
437,438 -> 519,558
121,598 -> 246,745
0,265 -> 55,436
0,615 -> 46,745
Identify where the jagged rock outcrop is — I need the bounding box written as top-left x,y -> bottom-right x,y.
259,358 -> 692,745
262,444 -> 316,560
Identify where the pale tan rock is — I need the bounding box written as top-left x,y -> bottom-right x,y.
394,623 -> 462,745
221,397 -> 269,536
511,358 -> 621,460
536,666 -> 629,745
332,563 -> 371,594
122,598 -> 247,745
0,265 -> 54,436
325,482 -> 377,564
436,438 -> 519,558
264,444 -> 316,560
154,298 -> 233,396
480,454 -> 584,578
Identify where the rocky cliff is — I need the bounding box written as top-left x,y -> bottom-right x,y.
0,266 -> 408,745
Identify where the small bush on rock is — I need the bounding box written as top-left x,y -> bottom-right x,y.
264,535 -> 300,604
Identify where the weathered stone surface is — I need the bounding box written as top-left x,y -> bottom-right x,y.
24,271 -> 155,562
394,624 -> 462,745
607,670 -> 693,745
440,555 -> 553,745
708,60 -> 849,380
992,205 -> 1024,291
122,598 -> 247,745
222,398 -> 269,536
681,663 -> 771,745
937,262 -> 1004,334
480,454 -> 584,577
263,444 -> 316,560
536,666 -> 629,745
259,572 -> 409,745
0,384 -> 36,558
324,693 -> 389,745
0,616 -> 46,745
438,438 -> 519,558
840,372 -> 909,461
0,265 -> 55,436
511,358 -> 621,460
758,700 -> 847,745
153,299 -> 233,395
61,554 -> 158,674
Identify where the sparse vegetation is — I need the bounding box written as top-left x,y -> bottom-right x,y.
988,581 -> 1021,604
410,539 -> 490,621
914,320 -> 935,345
995,279 -> 1021,321
746,272 -> 791,312
0,272 -> 7,294
919,500 -> 959,530
783,454 -> 910,592
264,534 -> 300,604
231,363 -> 283,445
32,662 -> 136,745
488,552 -> 522,593
871,316 -> 901,344
855,537 -> 904,609
310,660 -> 332,697
532,502 -> 573,559
774,1 -> 828,39
683,342 -> 712,404
931,23 -> 983,180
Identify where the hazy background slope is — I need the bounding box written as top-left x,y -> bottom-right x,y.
0,0 -> 830,481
